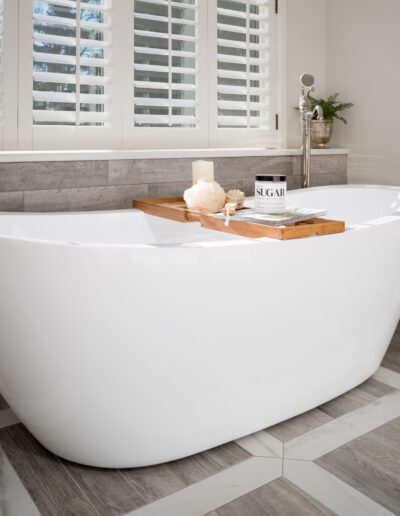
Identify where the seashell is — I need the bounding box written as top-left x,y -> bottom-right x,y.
225,189 -> 245,209
183,180 -> 226,213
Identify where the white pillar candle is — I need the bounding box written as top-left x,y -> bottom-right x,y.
192,160 -> 214,184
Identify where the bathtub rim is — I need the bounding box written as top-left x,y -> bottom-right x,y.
0,183 -> 399,249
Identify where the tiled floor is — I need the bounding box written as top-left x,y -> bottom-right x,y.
1,322 -> 400,516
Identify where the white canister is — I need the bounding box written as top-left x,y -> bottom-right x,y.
255,175 -> 287,214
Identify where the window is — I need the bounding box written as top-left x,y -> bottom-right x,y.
2,0 -> 283,150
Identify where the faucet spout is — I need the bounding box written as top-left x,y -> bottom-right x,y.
312,105 -> 324,120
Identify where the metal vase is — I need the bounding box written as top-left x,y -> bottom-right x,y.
310,120 -> 333,148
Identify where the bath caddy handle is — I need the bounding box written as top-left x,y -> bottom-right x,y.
133,197 -> 345,240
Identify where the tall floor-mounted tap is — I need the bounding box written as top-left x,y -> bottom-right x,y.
299,73 -> 324,188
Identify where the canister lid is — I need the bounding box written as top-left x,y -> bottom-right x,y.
256,174 -> 287,182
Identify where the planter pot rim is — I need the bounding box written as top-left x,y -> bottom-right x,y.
311,119 -> 334,124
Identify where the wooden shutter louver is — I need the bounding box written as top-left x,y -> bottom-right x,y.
133,0 -> 198,128
32,0 -> 111,126
217,0 -> 271,129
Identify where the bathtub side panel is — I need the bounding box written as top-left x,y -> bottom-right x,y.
0,222 -> 399,467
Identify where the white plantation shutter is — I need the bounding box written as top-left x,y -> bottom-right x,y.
32,0 -> 112,126
133,0 -> 198,128
216,0 -> 271,129
6,0 -> 280,149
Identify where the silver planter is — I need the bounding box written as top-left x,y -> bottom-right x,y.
311,120 -> 333,148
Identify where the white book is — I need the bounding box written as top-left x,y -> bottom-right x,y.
214,207 -> 328,226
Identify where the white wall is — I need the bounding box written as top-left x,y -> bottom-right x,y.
326,0 -> 400,185
286,0 -> 327,147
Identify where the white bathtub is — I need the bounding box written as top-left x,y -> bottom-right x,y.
0,185 -> 399,468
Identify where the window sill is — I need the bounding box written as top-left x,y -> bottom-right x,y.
0,147 -> 349,163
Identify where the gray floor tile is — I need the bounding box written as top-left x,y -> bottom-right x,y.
266,408 -> 333,443
316,416 -> 400,514
0,425 -> 99,516
0,424 -> 250,516
318,379 -> 394,419
166,442 -> 250,485
382,321 -> 400,373
0,395 -> 8,410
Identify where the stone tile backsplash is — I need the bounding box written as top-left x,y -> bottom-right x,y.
0,155 -> 347,212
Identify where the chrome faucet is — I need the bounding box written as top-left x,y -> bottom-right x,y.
298,73 -> 323,188
312,105 -> 324,121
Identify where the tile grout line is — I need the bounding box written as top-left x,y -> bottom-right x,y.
284,460 -> 395,516
123,457 -> 281,516
372,366 -> 400,389
235,430 -> 283,459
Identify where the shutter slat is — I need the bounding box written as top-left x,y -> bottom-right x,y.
36,0 -> 111,12
34,32 -> 110,49
134,98 -> 196,108
33,0 -> 111,126
33,13 -> 111,31
217,7 -> 263,20
134,63 -> 195,75
217,69 -> 268,80
218,100 -> 268,111
134,29 -> 195,42
33,90 -> 108,104
218,84 -> 265,95
33,110 -> 108,123
33,71 -> 110,86
217,0 -> 270,130
140,0 -> 196,8
135,114 -> 196,125
217,54 -> 267,66
134,80 -> 196,91
134,12 -> 195,26
218,116 -> 267,127
217,23 -> 264,36
134,46 -> 195,59
33,51 -> 110,68
217,37 -> 264,51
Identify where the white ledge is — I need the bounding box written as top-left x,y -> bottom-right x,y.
0,147 -> 349,163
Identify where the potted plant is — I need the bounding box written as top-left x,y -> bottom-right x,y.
308,93 -> 353,147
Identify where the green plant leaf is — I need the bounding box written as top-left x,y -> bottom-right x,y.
293,92 -> 353,124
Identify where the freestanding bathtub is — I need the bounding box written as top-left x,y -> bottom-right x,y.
0,185 -> 400,468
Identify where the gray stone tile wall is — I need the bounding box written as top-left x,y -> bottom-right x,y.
0,155 -> 347,212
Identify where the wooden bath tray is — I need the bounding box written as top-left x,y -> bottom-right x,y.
133,197 -> 345,240
133,197 -> 201,223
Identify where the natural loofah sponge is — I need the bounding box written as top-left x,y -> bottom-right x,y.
184,180 -> 226,213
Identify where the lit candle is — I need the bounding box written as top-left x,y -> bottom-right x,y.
192,160 -> 214,184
